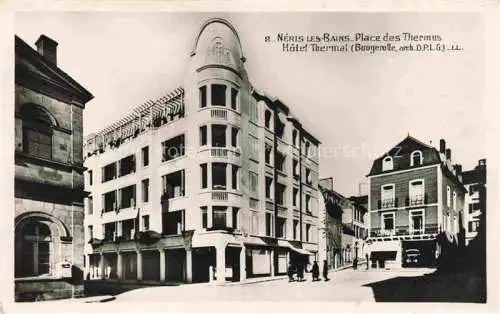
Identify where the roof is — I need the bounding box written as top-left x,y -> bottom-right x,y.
462,167 -> 486,185
368,135 -> 441,176
15,35 -> 93,105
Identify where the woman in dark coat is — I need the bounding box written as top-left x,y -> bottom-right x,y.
311,261 -> 320,281
322,260 -> 329,281
287,263 -> 295,282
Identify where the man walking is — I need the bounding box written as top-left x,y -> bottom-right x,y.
311,261 -> 320,281
365,253 -> 369,270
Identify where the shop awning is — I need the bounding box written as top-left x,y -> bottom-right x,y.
243,236 -> 268,246
278,240 -> 313,255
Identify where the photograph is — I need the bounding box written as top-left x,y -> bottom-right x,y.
10,10 -> 488,307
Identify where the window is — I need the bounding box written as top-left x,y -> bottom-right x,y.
468,221 -> 480,232
102,162 -> 117,182
293,159 -> 299,178
292,129 -> 298,146
251,212 -> 259,235
453,191 -> 457,210
88,196 -> 93,215
142,179 -> 149,203
162,134 -> 185,162
232,165 -> 239,190
118,155 -> 136,177
469,202 -> 481,214
201,206 -> 208,228
293,188 -> 298,207
265,177 -> 273,199
199,86 -> 207,108
231,88 -> 238,110
305,168 -> 312,184
410,150 -> 423,166
276,183 -> 286,205
265,110 -> 272,129
119,185 -> 136,209
381,212 -> 395,234
305,224 -> 311,242
21,105 -> 54,160
265,213 -> 273,236
199,126 -> 207,146
381,184 -> 395,208
162,170 -> 185,199
232,207 -> 239,229
88,225 -> 93,240
382,156 -> 393,171
305,142 -> 310,157
231,127 -> 238,147
277,217 -> 286,238
211,125 -> 226,147
142,215 -> 150,231
445,186 -> 452,207
249,136 -> 259,161
212,163 -> 227,190
200,164 -> 208,189
103,190 -> 117,212
410,210 -> 424,234
211,84 -> 226,107
409,179 -> 425,205
265,144 -> 272,164
142,146 -> 149,167
88,170 -> 93,186
249,171 -> 258,194
16,220 -> 52,277
276,153 -> 286,172
162,210 -> 185,235
212,206 -> 227,229
305,194 -> 311,213
293,220 -> 298,240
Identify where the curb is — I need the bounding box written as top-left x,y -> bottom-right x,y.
82,295 -> 116,303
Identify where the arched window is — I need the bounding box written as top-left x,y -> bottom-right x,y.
382,156 -> 393,171
20,104 -> 55,160
264,110 -> 272,129
16,219 -> 52,277
410,150 -> 423,166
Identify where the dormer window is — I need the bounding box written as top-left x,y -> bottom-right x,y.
410,150 -> 423,166
382,156 -> 393,171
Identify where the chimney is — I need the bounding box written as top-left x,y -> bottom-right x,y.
35,35 -> 58,65
455,164 -> 462,175
439,139 -> 446,154
445,148 -> 451,160
478,159 -> 486,167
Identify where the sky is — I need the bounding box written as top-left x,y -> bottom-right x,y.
15,12 -> 487,196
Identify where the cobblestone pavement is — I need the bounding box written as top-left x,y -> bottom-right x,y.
113,268 -> 435,302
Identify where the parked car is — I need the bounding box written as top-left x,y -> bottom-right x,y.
404,249 -> 421,266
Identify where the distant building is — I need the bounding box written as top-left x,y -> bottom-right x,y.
462,159 -> 486,246
318,178 -> 368,268
14,35 -> 93,301
366,136 -> 467,269
82,18 -> 320,285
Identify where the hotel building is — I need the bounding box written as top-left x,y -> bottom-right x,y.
83,18 -> 320,284
366,136 -> 467,268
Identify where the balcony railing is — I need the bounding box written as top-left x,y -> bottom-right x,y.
409,194 -> 426,206
370,224 -> 439,237
211,147 -> 228,158
211,108 -> 228,120
212,191 -> 228,201
379,198 -> 397,209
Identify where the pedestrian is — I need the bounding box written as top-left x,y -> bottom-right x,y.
311,261 -> 320,281
287,263 -> 295,282
297,263 -> 304,281
322,260 -> 329,281
353,257 -> 358,270
365,253 -> 369,270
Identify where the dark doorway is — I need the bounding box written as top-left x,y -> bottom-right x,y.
192,247 -> 215,283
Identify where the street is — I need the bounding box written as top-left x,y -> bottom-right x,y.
113,268 -> 438,302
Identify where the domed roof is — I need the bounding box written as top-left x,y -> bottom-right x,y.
191,18 -> 246,71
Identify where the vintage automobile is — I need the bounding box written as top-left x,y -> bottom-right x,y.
404,248 -> 421,266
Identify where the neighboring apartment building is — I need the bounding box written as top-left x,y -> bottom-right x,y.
366,136 -> 467,269
14,35 -> 93,301
462,159 -> 486,246
82,18 -> 320,285
318,178 -> 367,268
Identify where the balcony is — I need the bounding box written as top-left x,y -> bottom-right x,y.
378,198 -> 398,209
211,147 -> 228,158
212,191 -> 228,201
405,194 -> 428,207
211,108 -> 227,120
370,224 -> 439,238
370,228 -> 396,237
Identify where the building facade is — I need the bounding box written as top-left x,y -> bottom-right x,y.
83,18 -> 320,285
366,136 -> 467,269
342,195 -> 368,263
14,35 -> 93,301
462,159 -> 486,246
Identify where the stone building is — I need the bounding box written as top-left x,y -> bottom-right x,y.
14,35 -> 93,301
366,136 -> 467,269
82,18 -> 320,285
